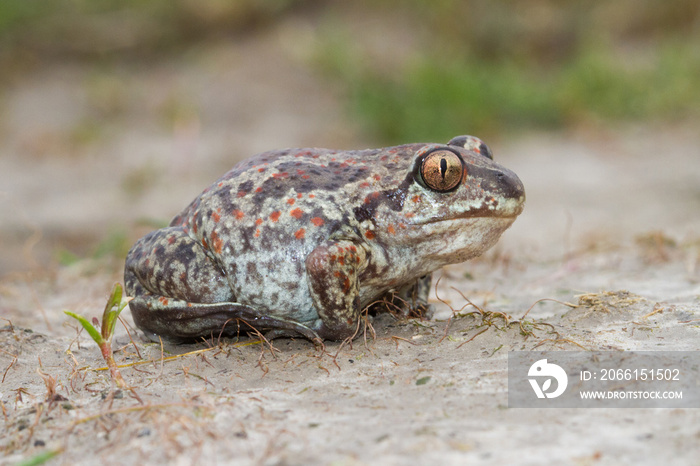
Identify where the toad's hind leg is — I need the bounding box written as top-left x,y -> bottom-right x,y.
124,226 -> 234,305
127,297 -> 322,343
124,227 -> 321,342
124,226 -> 236,340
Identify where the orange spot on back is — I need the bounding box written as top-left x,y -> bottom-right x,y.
255,218 -> 263,225
211,231 -> 223,254
232,209 -> 245,219
365,230 -> 375,240
270,211 -> 281,222
387,225 -> 396,234
311,217 -> 324,227
291,208 -> 304,219
364,192 -> 381,204
295,228 -> 305,239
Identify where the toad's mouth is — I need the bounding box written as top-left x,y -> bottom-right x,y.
419,196 -> 525,224
413,217 -> 518,239
419,214 -> 517,226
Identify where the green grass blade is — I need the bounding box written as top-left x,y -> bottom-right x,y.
64,310 -> 104,344
17,449 -> 62,466
102,283 -> 125,339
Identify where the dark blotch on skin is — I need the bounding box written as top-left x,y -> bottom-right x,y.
237,180 -> 255,194
299,181 -> 317,192
353,175 -> 412,223
274,161 -> 370,192
247,262 -> 258,276
282,282 -> 298,291
254,180 -> 288,204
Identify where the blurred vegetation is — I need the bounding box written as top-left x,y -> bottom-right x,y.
315,0 -> 700,141
0,0 -> 305,58
1,0 -> 699,142
55,229 -> 131,266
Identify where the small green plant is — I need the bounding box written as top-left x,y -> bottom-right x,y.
64,283 -> 131,389
17,449 -> 63,466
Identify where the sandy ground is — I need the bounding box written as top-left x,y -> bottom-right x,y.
1,27 -> 700,465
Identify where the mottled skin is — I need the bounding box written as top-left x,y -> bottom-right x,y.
124,136 -> 525,343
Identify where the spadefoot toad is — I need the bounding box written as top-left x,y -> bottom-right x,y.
124,136 -> 525,343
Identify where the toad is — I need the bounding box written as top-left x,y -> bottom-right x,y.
124,136 -> 525,343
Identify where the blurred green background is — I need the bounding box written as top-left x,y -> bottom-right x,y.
1,0 -> 699,144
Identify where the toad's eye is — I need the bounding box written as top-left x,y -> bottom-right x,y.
420,149 -> 464,192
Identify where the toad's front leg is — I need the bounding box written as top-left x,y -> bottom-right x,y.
305,240 -> 368,341
389,273 -> 434,318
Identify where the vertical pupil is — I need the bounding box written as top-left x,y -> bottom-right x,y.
440,157 -> 447,179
